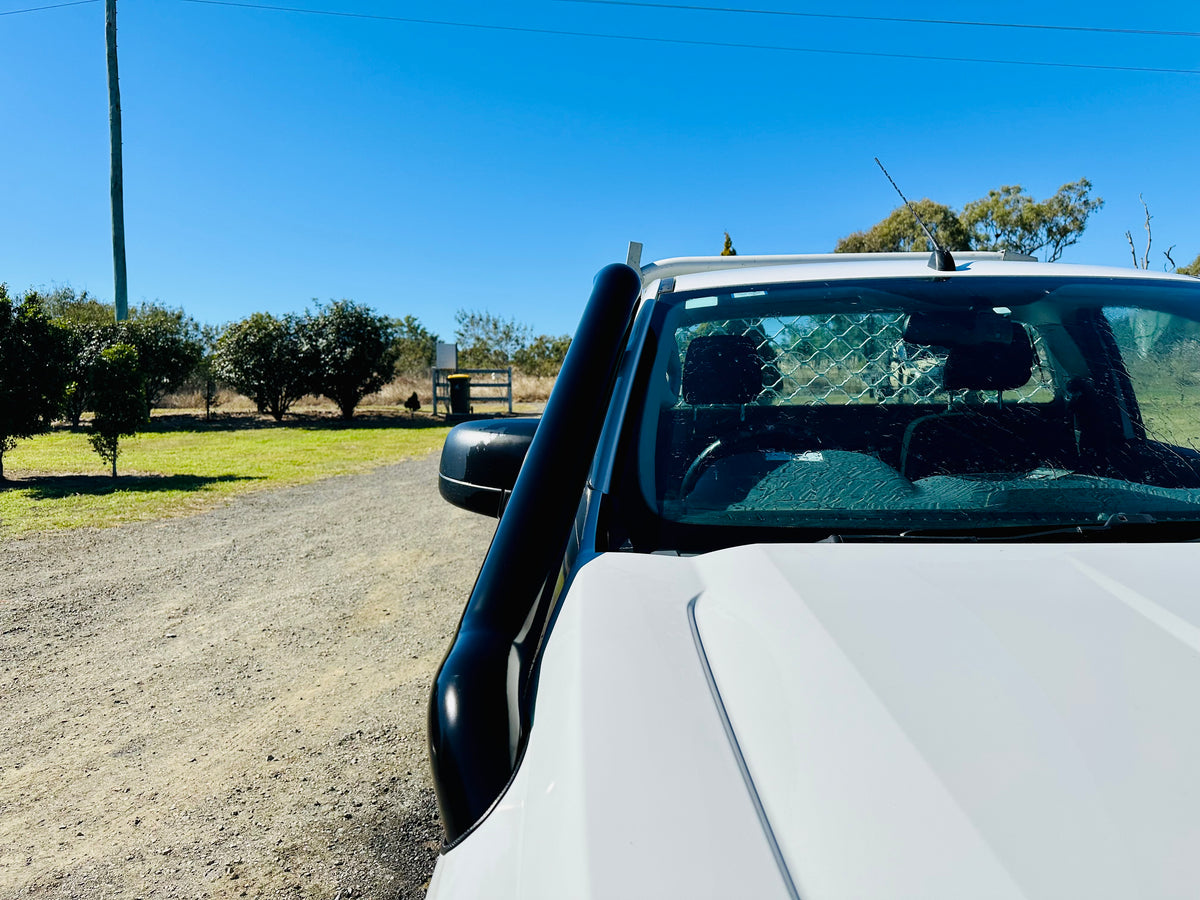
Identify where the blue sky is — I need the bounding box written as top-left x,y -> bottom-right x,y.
1,0 -> 1198,340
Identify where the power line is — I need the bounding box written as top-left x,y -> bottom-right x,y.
553,0 -> 1200,40
0,0 -> 98,16
177,0 -> 1200,76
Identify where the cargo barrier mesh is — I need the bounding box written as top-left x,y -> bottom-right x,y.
676,313 -> 1056,406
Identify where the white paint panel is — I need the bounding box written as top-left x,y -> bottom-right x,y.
695,542 -> 1200,900
695,547 -> 1025,900
430,553 -> 790,899
432,541 -> 1200,900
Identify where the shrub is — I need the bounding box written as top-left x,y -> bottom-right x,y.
122,303 -> 205,406
513,334 -> 571,377
215,312 -> 313,421
0,287 -> 69,478
302,300 -> 399,420
89,343 -> 149,478
455,310 -> 531,369
393,314 -> 439,377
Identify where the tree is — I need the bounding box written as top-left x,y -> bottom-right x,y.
0,288 -> 68,479
88,343 -> 148,478
963,179 -> 1104,262
1125,194 -> 1157,270
392,314 -> 439,376
301,300 -> 399,420
23,296 -> 70,430
455,310 -> 532,368
215,313 -> 313,421
513,334 -> 572,376
836,200 -> 970,252
197,323 -> 223,419
1123,196 -> 1197,276
40,294 -> 202,420
24,287 -> 111,427
57,322 -> 113,428
177,322 -> 225,420
720,232 -> 737,256
122,303 -> 204,406
836,179 -> 1102,261
33,285 -> 113,326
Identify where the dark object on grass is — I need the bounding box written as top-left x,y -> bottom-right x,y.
404,391 -> 421,416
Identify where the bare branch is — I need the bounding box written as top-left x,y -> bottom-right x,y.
1139,193 -> 1152,270
1126,230 -> 1139,268
1165,244 -> 1177,271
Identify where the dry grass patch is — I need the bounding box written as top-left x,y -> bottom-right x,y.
161,371 -> 557,417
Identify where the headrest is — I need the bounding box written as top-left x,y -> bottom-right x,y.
682,334 -> 763,405
942,325 -> 1035,391
904,310 -> 1014,346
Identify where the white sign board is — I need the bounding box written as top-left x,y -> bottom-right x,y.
436,342 -> 458,370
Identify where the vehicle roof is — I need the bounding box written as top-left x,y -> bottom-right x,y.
638,252 -> 1200,296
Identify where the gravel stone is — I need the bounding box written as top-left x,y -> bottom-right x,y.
0,451 -> 494,899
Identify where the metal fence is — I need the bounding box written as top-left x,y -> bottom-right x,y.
432,367 -> 514,416
676,313 -> 1056,406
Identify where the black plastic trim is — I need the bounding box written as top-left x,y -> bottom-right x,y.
437,418 -> 540,517
437,473 -> 505,518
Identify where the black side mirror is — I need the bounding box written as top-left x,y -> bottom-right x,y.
438,418 -> 539,516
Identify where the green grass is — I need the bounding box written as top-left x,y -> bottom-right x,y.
0,411 -> 451,539
1123,353 -> 1200,449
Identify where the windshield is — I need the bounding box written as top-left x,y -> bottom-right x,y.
630,275 -> 1200,535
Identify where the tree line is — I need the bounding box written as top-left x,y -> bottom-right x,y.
835,179 -> 1106,260
833,179 -> 1197,272
0,287 -> 571,478
723,179 -> 1198,272
10,177 -> 1194,478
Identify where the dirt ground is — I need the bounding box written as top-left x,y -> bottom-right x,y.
0,452 -> 496,899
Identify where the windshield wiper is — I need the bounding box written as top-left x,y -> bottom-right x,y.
823,513 -> 1200,543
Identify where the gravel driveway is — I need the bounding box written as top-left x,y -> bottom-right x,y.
0,451 -> 495,899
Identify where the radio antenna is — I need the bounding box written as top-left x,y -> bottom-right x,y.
874,157 -> 956,272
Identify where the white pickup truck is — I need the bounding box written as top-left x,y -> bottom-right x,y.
427,248 -> 1200,900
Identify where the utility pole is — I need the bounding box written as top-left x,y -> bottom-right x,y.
105,0 -> 128,322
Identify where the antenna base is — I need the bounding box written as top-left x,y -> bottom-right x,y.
928,248 -> 957,272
